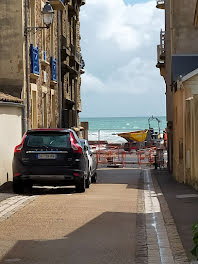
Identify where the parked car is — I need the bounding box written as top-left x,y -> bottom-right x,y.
80,139 -> 97,183
12,129 -> 90,194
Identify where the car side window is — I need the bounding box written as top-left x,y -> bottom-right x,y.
73,131 -> 81,145
87,145 -> 92,155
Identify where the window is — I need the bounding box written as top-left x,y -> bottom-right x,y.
42,87 -> 48,127
51,90 -> 56,128
31,84 -> 38,129
70,77 -> 73,100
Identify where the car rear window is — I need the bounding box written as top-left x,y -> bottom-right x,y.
26,133 -> 70,149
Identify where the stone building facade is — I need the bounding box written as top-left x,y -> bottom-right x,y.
0,0 -> 85,186
61,0 -> 85,130
0,0 -> 85,131
156,0 -> 198,187
156,0 -> 198,174
27,0 -> 59,129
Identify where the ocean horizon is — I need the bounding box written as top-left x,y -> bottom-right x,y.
80,116 -> 166,143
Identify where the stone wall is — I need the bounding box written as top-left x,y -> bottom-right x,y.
0,0 -> 24,98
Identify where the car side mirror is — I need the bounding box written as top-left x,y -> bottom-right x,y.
84,145 -> 88,151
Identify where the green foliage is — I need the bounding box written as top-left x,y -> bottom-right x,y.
191,221 -> 198,259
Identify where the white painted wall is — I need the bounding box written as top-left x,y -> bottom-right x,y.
0,105 -> 22,185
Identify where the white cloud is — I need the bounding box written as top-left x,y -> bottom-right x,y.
81,72 -> 105,93
80,0 -> 165,117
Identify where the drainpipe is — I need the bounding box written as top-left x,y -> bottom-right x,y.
74,16 -> 78,128
24,0 -> 30,130
74,77 -> 78,127
0,102 -> 26,136
57,11 -> 62,128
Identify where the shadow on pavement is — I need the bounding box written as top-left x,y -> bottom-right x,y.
0,212 -> 138,264
0,168 -> 142,196
0,182 -> 76,196
31,186 -> 76,195
0,182 -> 13,194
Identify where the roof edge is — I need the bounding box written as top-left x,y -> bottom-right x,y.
0,92 -> 23,103
181,68 -> 198,82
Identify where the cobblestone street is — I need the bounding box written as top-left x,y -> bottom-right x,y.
0,168 -> 189,263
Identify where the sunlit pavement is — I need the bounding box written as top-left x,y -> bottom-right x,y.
0,168 -> 188,264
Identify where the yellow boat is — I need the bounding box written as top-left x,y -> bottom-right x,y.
118,130 -> 148,143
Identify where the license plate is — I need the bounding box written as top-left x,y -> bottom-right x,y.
37,154 -> 57,160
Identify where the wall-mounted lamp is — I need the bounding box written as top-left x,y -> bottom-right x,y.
25,1 -> 54,34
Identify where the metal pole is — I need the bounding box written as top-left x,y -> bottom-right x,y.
25,0 -> 30,130
98,129 -> 101,160
57,11 -> 62,128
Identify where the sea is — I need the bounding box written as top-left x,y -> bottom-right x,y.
80,116 -> 166,143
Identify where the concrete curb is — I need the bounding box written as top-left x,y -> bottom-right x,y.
151,169 -> 190,264
135,169 -> 148,264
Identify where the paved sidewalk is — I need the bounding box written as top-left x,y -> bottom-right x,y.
152,168 -> 198,263
0,182 -> 37,222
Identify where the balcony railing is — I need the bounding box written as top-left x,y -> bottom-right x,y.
156,0 -> 165,9
61,35 -> 67,49
70,44 -> 81,64
68,0 -> 79,16
157,30 -> 165,67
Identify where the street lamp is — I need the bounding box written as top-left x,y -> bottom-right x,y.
42,1 -> 54,28
25,1 -> 54,34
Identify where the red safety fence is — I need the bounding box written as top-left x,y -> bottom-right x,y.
136,147 -> 156,165
96,146 -> 127,167
93,144 -> 165,168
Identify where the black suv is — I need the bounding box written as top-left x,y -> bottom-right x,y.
12,129 -> 89,193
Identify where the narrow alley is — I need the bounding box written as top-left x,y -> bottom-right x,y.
0,168 -> 188,264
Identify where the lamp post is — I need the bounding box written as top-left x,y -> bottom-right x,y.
24,1 -> 54,130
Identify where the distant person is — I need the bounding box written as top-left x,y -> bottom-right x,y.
163,130 -> 167,148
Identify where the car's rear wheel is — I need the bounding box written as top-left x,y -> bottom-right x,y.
13,179 -> 24,194
85,173 -> 91,188
91,172 -> 97,183
76,176 -> 86,193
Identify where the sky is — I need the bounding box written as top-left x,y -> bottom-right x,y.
80,0 -> 165,117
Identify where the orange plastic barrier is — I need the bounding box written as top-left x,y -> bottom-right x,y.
136,148 -> 157,165
96,147 -> 126,167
